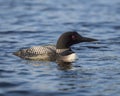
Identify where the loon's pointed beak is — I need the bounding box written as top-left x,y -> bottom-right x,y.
80,36 -> 97,42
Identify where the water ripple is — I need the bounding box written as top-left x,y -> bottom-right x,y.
0,0 -> 120,96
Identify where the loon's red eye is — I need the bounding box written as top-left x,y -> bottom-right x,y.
72,35 -> 76,40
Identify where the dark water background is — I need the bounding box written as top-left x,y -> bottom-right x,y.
0,0 -> 120,96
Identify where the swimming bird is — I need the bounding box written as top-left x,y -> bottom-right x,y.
13,31 -> 97,62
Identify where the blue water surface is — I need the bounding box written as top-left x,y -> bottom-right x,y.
0,0 -> 120,96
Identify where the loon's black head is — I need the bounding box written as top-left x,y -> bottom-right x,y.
56,31 -> 97,49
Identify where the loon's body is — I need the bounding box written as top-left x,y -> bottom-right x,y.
14,31 -> 97,62
15,45 -> 56,61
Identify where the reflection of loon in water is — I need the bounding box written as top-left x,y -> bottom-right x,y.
13,31 -> 97,62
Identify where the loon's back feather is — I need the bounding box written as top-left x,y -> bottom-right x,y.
14,45 -> 56,61
27,45 -> 56,55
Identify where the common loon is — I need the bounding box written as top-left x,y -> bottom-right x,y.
13,31 -> 97,62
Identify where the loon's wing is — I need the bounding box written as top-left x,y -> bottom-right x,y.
27,45 -> 56,56
13,45 -> 56,58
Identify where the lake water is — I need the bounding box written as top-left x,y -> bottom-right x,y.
0,0 -> 120,96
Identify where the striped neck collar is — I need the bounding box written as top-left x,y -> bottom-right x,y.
56,48 -> 70,54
